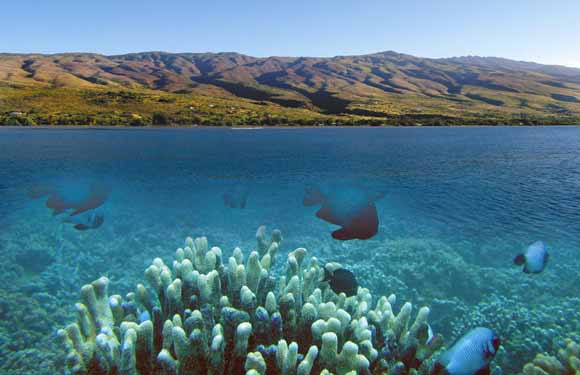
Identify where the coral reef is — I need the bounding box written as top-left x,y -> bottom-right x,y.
339,234 -> 580,374
58,226 -> 444,375
522,339 -> 580,375
360,238 -> 492,304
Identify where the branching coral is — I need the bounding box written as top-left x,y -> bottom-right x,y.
522,339 -> 580,375
58,226 -> 443,375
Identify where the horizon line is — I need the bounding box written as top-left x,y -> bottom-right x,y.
1,49 -> 580,69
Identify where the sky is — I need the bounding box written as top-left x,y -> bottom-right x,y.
2,0 -> 580,67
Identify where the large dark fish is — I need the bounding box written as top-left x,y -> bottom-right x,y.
433,327 -> 500,375
29,181 -> 111,217
513,241 -> 549,274
223,186 -> 249,209
304,184 -> 382,240
322,266 -> 359,297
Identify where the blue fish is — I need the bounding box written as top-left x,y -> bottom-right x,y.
434,327 -> 500,375
304,184 -> 383,240
513,241 -> 549,274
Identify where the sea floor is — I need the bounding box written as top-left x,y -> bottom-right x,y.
1,127 -> 579,374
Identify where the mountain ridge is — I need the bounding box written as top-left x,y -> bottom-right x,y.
1,50 -> 580,125
3,50 -> 579,70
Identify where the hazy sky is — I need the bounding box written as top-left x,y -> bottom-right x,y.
2,0 -> 580,67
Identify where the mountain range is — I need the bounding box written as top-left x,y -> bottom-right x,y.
1,51 -> 580,125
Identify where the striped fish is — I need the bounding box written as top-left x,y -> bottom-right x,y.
433,327 -> 500,375
513,241 -> 549,274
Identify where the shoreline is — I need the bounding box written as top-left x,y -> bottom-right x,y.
1,124 -> 579,130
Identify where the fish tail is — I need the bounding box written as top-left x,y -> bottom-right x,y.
513,254 -> 526,266
331,227 -> 353,240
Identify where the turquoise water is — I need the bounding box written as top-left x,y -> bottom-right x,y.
1,127 -> 579,374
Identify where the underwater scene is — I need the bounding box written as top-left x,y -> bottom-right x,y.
1,126 -> 579,375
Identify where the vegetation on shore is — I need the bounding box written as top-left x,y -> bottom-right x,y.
2,87 -> 578,127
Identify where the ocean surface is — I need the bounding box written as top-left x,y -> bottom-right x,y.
0,126 -> 579,374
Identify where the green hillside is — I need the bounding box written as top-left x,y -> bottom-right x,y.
1,51 -> 580,125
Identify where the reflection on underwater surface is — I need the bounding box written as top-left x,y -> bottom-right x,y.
0,126 -> 579,374
28,178 -> 110,231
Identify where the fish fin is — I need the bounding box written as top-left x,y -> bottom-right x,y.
513,254 -> 526,266
331,227 -> 355,240
316,206 -> 342,225
351,204 -> 379,239
74,224 -> 89,231
475,365 -> 491,375
322,268 -> 331,282
303,185 -> 325,206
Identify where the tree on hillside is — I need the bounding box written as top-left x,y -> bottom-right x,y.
152,112 -> 170,126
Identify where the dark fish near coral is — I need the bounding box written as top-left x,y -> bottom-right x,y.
322,266 -> 359,297
30,181 -> 111,217
513,241 -> 549,274
304,184 -> 382,240
223,186 -> 249,208
433,327 -> 500,375
62,208 -> 105,231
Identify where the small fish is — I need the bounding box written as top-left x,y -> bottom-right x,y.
433,327 -> 500,375
62,209 -> 105,231
304,184 -> 382,240
426,324 -> 435,346
513,241 -> 549,274
223,186 -> 249,209
322,266 -> 359,297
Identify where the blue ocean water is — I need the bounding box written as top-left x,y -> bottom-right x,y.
0,126 -> 579,374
